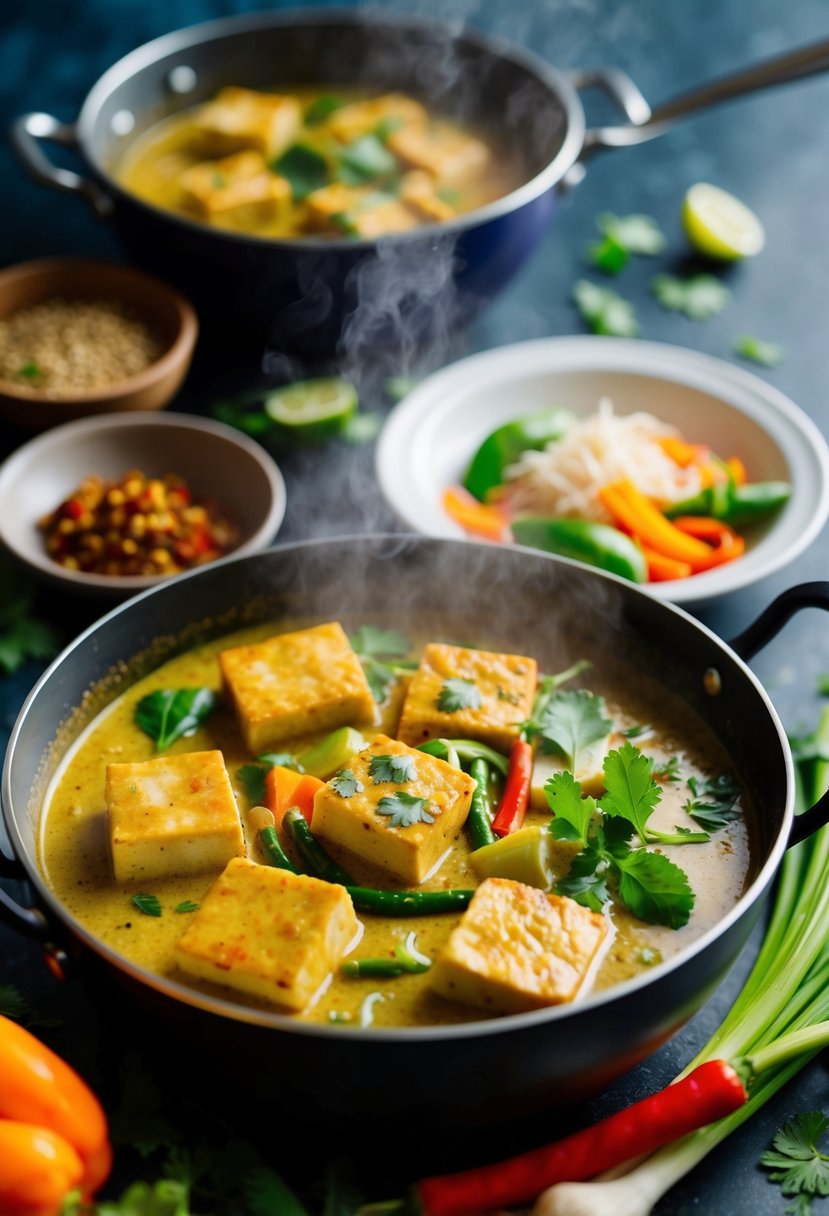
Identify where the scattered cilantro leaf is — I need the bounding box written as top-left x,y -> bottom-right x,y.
587,233 -> 629,275
613,847 -> 695,928
342,411 -> 382,444
531,689 -> 611,772
653,755 -> 681,783
760,1111 -> 829,1204
587,213 -> 666,274
546,770 -> 597,846
555,866 -> 610,913
600,743 -> 661,839
651,273 -> 731,320
134,688 -> 216,752
331,769 -> 364,798
734,334 -> 784,367
272,144 -> 330,201
132,892 -> 162,917
17,359 -> 43,380
305,94 -> 345,125
785,1197 -> 815,1216
376,791 -> 434,828
622,723 -> 652,740
175,901 -> 199,914
684,771 -> 742,831
438,677 -> 482,713
369,753 -> 417,784
572,279 -> 639,337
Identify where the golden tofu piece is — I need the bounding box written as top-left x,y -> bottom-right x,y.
305,181 -> 368,230
400,170 -> 456,224
530,735 -> 612,808
219,621 -> 376,753
304,182 -> 418,237
179,150 -> 291,224
191,86 -> 301,158
388,121 -> 490,181
397,642 -> 537,752
175,858 -> 360,1011
312,734 -> 474,884
431,877 -> 609,1014
326,93 -> 428,144
106,750 -> 245,883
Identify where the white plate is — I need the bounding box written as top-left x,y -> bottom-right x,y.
376,336 -> 829,605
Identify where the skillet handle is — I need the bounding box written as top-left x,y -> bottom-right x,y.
727,582 -> 829,847
10,112 -> 113,219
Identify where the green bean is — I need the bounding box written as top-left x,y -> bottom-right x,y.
283,808 -> 355,887
345,886 -> 474,916
342,958 -> 405,977
417,738 -> 509,777
259,825 -> 301,874
467,758 -> 496,850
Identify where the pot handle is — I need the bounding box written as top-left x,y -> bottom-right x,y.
10,112 -> 113,219
0,820 -> 71,974
579,37 -> 829,156
726,581 -> 829,847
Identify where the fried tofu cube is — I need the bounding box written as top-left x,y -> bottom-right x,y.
388,121 -> 490,181
431,878 -> 609,1013
106,750 -> 245,883
191,86 -> 301,158
396,643 -> 536,753
312,734 -> 474,884
326,93 -> 428,144
174,858 -> 360,1011
304,182 -> 418,237
530,734 -> 613,808
219,622 -> 376,753
400,170 -> 456,224
179,150 -> 291,224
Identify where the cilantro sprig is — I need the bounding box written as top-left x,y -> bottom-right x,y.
572,279 -> 639,337
651,273 -> 731,320
683,771 -> 741,832
602,743 -> 709,846
760,1111 -> 829,1213
348,625 -> 415,703
587,212 -> 666,274
331,769 -> 364,798
523,688 -> 611,774
376,791 -> 434,828
437,677 -> 482,713
369,753 -> 417,784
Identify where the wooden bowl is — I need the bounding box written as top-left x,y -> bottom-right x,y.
0,258 -> 198,431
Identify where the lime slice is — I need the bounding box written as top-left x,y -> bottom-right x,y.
682,183 -> 765,260
264,377 -> 358,442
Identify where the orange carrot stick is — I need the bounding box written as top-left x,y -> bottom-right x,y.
599,480 -> 713,568
443,486 -> 509,542
641,547 -> 693,582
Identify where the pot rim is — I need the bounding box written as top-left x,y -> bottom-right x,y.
75,5 -> 586,251
2,534 -> 794,1042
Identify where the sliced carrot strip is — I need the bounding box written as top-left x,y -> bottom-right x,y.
642,546 -> 693,582
599,480 -> 713,567
671,516 -> 734,543
659,437 -> 710,468
443,486 -> 508,542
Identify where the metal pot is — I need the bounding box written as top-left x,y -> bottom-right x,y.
2,536 -> 829,1131
11,11 -> 829,351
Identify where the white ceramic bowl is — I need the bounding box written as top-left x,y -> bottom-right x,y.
376,336 -> 829,605
0,412 -> 287,595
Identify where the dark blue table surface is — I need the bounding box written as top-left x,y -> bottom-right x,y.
2,1 -> 829,1212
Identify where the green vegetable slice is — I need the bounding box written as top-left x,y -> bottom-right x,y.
511,516 -> 648,584
264,377 -> 358,442
134,688 -> 216,752
462,408 -> 575,501
271,144 -> 330,201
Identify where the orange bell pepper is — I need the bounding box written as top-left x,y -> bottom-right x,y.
264,765 -> 324,827
0,1120 -> 85,1216
599,480 -> 714,570
641,547 -> 693,583
442,486 -> 509,542
659,436 -> 710,468
0,1015 -> 111,1206
671,516 -> 746,569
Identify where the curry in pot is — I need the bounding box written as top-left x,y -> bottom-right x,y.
40,619 -> 751,1027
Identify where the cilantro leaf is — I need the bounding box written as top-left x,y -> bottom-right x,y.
546,770 -> 597,846
600,743 -> 661,838
600,212 -> 666,254
653,755 -> 681,783
586,233 -> 629,275
785,1198 -> 815,1216
613,847 -> 695,928
175,901 -> 199,914
272,144 -> 330,200
134,688 -> 216,752
376,791 -> 434,828
369,753 -> 417,784
555,851 -> 610,912
651,273 -> 731,320
331,769 -> 364,798
684,771 -> 742,831
132,892 -> 162,917
761,1112 -> 829,1200
572,279 -> 639,337
734,334 -> 784,367
438,677 -> 482,713
532,689 -> 611,772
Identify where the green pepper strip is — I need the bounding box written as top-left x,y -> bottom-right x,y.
417,738 -> 509,777
259,825 -> 301,874
663,480 -> 791,526
283,808 -> 356,886
345,887 -> 474,916
467,758 -> 496,850
342,958 -> 405,978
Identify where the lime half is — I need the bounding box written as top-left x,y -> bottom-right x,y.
682,183 -> 765,260
264,377 -> 358,442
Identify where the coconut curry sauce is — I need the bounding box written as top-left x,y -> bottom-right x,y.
116,87 -> 522,239
39,620 -> 752,1028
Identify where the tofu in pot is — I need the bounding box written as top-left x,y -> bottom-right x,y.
218,621 -> 376,753
312,733 -> 474,885
430,877 -> 609,1014
175,858 -> 361,1011
304,183 -> 418,237
530,734 -> 613,808
191,86 -> 301,158
106,750 -> 245,883
400,170 -> 456,224
325,93 -> 428,143
388,120 -> 491,181
179,150 -> 291,224
396,642 -> 537,753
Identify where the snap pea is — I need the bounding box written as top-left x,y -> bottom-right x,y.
463,408 -> 575,501
467,758 -> 496,850
342,957 -> 405,978
511,516 -> 648,584
258,825 -> 302,874
663,480 -> 791,526
345,887 -> 475,916
417,738 -> 509,777
283,808 -> 355,887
